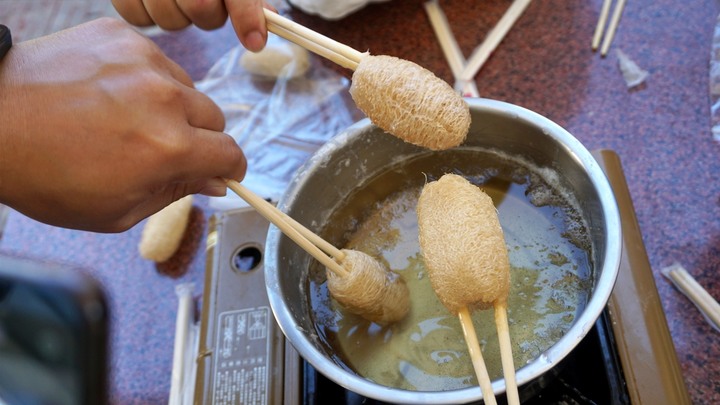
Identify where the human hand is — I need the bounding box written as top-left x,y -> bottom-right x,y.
111,0 -> 273,52
0,18 -> 246,232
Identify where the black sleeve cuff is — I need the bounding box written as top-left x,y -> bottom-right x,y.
0,25 -> 12,62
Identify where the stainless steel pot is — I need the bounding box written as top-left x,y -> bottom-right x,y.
264,98 -> 621,404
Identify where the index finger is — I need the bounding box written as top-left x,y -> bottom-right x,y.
226,0 -> 271,52
181,127 -> 247,182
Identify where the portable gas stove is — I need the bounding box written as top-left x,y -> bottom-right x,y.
192,150 -> 691,405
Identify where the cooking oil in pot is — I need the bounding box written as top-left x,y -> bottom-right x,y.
307,148 -> 593,391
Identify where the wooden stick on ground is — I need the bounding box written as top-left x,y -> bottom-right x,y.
423,0 -> 480,96
599,0 -> 627,56
458,307 -> 498,405
459,0 -> 533,82
591,0 -> 613,50
662,263 -> 720,330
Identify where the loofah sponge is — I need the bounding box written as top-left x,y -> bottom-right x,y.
138,195 -> 194,262
326,249 -> 410,324
417,173 -> 510,313
349,54 -> 471,151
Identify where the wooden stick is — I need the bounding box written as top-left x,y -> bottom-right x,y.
459,0 -> 533,82
424,0 -> 464,78
600,0 -> 627,56
663,263 -> 720,331
458,307 -> 497,405
266,23 -> 359,70
494,301 -> 519,405
168,283 -> 194,405
263,9 -> 364,66
423,0 -> 480,97
225,180 -> 348,277
226,180 -> 344,260
591,0 -> 613,50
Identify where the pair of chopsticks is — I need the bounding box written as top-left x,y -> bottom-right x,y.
225,180 -> 350,278
592,0 -> 627,56
263,9 -> 363,71
423,0 -> 531,97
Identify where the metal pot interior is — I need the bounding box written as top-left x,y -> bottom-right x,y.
265,98 -> 621,404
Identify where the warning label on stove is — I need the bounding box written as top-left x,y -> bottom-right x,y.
212,307 -> 271,405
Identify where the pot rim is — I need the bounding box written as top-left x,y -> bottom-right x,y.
265,97 -> 622,403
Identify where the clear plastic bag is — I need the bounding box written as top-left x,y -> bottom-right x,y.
195,35 -> 356,209
616,49 -> 648,89
711,12 -> 720,141
288,0 -> 392,20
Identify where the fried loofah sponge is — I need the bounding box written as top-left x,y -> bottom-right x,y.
326,249 -> 410,324
417,173 -> 510,313
349,54 -> 471,151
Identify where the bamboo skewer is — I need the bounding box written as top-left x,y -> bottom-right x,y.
458,307 -> 497,405
168,283 -> 194,405
457,301 -> 519,405
225,179 -> 349,277
600,0 -> 627,56
591,0 -> 613,50
423,0 -> 480,97
494,301 -> 520,405
459,0 -> 533,82
228,179 -> 342,259
592,0 -> 627,56
263,9 -> 363,70
662,263 -> 720,331
266,22 -> 359,70
424,0 -> 464,78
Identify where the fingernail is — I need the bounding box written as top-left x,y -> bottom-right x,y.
244,31 -> 265,52
198,178 -> 228,197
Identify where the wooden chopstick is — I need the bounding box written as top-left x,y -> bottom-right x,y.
225,179 -> 349,277
423,0 -> 480,97
494,301 -> 519,405
267,23 -> 359,70
600,0 -> 627,56
591,0 -> 613,50
458,307 -> 498,405
592,0 -> 627,56
662,263 -> 720,331
424,1 -> 464,79
459,0 -> 533,83
230,180 -> 344,260
263,9 -> 364,70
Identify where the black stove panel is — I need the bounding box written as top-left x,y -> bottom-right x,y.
302,310 -> 630,405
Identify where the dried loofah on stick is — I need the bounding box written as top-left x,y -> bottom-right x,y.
138,195 -> 194,262
417,173 -> 519,405
326,249 -> 410,324
417,173 -> 510,313
350,55 -> 471,151
226,179 -> 409,324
